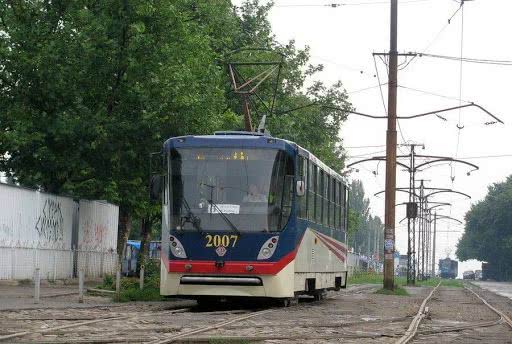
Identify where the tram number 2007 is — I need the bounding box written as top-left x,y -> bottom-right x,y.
205,234 -> 238,248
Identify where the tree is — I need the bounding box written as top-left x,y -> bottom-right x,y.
456,175 -> 512,281
347,179 -> 384,260
0,0 -> 238,260
0,0 -> 352,265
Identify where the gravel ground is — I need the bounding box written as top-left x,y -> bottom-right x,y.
0,283 -> 511,343
412,285 -> 512,344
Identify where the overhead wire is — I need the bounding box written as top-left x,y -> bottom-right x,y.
372,54 -> 408,153
397,85 -> 472,104
348,83 -> 388,94
415,53 -> 512,66
274,0 -> 435,8
405,3 -> 463,70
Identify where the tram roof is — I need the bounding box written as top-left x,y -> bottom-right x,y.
164,131 -> 345,182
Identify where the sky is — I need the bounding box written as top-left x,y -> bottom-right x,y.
241,0 -> 512,276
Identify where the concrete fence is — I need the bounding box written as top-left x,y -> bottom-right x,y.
0,183 -> 119,280
0,246 -> 117,280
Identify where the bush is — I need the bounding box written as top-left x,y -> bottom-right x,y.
144,259 -> 160,278
118,287 -> 165,302
102,274 -> 114,290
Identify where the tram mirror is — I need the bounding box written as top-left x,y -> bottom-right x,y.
149,175 -> 163,201
296,180 -> 305,197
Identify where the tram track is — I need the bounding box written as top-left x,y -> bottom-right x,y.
464,284 -> 512,329
4,283 -> 511,344
0,308 -> 191,343
395,282 -> 512,344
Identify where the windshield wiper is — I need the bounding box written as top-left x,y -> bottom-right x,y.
207,199 -> 241,236
180,197 -> 203,233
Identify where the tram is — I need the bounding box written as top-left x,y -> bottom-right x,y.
154,131 -> 349,303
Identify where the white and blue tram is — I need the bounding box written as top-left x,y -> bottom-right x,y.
158,131 -> 349,302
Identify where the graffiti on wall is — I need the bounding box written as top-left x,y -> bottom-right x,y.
81,220 -> 109,250
35,199 -> 64,243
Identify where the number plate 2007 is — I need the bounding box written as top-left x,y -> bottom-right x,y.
205,234 -> 238,248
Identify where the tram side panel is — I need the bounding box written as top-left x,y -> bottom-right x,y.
294,225 -> 348,293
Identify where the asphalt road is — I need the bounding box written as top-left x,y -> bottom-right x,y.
473,281 -> 512,300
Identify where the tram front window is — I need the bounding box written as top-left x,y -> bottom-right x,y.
169,147 -> 294,232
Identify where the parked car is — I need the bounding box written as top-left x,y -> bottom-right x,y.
475,270 -> 482,280
463,270 -> 475,280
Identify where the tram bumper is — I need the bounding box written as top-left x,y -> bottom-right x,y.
160,260 -> 295,298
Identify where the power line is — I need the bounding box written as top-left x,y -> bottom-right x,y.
373,54 -> 408,150
348,83 -> 388,94
397,85 -> 472,104
310,55 -> 377,80
413,53 -> 512,66
274,0 -> 435,8
345,144 -> 387,149
458,154 -> 512,160
404,3 -> 463,70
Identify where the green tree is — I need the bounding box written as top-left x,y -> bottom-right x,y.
0,0 -> 238,259
456,175 -> 512,281
347,179 -> 383,260
0,0 -> 352,263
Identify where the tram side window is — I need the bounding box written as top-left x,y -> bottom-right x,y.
341,183 -> 347,231
298,156 -> 308,219
323,174 -> 329,225
308,162 -> 315,221
329,177 -> 335,228
316,169 -> 322,223
336,181 -> 343,230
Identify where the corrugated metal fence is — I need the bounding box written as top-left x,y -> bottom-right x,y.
0,183 -> 118,280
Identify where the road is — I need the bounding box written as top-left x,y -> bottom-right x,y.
473,281 -> 512,300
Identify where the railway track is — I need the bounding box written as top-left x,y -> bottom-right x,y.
394,282 -> 512,344
1,283 -> 511,343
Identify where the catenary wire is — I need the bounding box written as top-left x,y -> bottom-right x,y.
274,0 -> 435,8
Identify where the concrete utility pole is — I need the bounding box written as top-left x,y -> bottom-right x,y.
383,0 -> 398,290
432,212 -> 437,277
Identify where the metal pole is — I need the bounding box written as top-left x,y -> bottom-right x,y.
432,212 -> 437,277
426,211 -> 431,278
34,268 -> 40,304
78,270 -> 84,303
115,269 -> 121,302
411,147 -> 417,284
383,0 -> 398,290
407,145 -> 415,285
139,267 -> 145,290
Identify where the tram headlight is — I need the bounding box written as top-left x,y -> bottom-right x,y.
257,236 -> 279,260
170,235 -> 187,258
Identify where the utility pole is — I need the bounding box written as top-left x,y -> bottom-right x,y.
383,0 -> 398,291
432,212 -> 437,277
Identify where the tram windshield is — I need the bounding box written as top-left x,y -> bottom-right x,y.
169,147 -> 294,233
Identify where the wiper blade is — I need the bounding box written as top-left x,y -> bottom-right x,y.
208,200 -> 241,236
181,198 -> 203,233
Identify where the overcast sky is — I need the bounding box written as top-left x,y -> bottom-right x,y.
242,0 -> 512,275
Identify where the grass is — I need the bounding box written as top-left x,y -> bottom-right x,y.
117,287 -> 165,302
349,272 -> 464,288
97,261 -> 165,302
375,286 -> 409,296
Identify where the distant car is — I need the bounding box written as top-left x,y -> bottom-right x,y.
463,270 -> 475,280
475,270 -> 482,280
